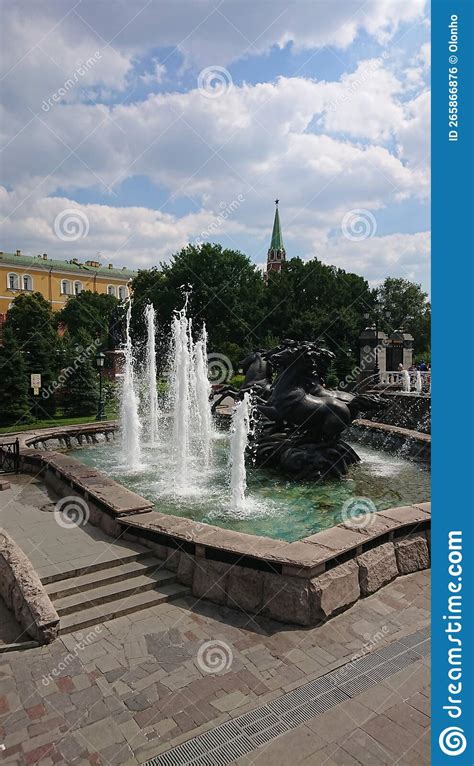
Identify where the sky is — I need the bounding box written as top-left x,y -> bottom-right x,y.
0,0 -> 430,290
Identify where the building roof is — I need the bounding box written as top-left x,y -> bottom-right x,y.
269,205 -> 284,252
0,251 -> 137,280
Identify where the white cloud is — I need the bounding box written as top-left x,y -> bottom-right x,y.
140,61 -> 167,86
0,1 -> 431,290
321,231 -> 430,287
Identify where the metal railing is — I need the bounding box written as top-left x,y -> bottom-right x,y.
0,438 -> 20,473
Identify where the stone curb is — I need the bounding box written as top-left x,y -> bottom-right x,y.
0,528 -> 59,644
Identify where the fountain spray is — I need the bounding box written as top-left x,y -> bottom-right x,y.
401,369 -> 411,393
229,393 -> 252,510
120,298 -> 142,470
415,370 -> 423,394
194,324 -> 214,467
169,292 -> 214,489
144,303 -> 160,445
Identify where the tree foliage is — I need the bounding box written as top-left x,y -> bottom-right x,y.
376,278 -> 431,355
130,245 -> 375,377
56,290 -> 118,343
0,326 -> 32,426
5,292 -> 61,416
63,329 -> 99,417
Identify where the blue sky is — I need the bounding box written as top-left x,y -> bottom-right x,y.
0,0 -> 430,289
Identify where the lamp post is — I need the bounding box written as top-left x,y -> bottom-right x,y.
95,352 -> 105,421
364,305 -> 391,379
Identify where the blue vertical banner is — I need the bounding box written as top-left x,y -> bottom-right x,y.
432,0 -> 474,764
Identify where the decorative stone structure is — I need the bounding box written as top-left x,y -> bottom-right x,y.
0,528 -> 59,643
358,327 -> 388,374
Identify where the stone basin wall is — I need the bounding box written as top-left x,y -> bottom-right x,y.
118,504 -> 431,627
0,528 -> 59,644
0,423 -> 431,627
347,419 -> 430,462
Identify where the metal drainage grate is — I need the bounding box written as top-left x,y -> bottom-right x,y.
143,626 -> 429,766
398,630 -> 428,648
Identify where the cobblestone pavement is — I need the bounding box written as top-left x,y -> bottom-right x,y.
1,476 -> 430,765
0,568 -> 429,765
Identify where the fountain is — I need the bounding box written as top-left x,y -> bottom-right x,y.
170,304 -> 193,488
193,325 -> 214,467
168,299 -> 214,491
144,303 -> 160,445
415,370 -> 423,394
401,369 -> 411,393
69,298 -> 428,544
228,393 -> 252,510
120,299 -> 142,470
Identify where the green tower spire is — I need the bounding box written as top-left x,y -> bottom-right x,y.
270,202 -> 284,251
266,199 -> 286,274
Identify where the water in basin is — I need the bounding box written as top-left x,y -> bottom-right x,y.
69,435 -> 430,542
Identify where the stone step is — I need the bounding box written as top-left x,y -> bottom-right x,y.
58,582 -> 189,633
45,556 -> 166,599
53,570 -> 177,616
40,546 -> 151,585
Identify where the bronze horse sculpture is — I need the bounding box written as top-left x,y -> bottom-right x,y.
249,340 -> 384,479
211,350 -> 273,413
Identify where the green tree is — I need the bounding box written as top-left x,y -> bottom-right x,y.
0,326 -> 32,426
56,290 -> 118,344
63,329 -> 99,417
5,292 -> 60,416
130,243 -> 266,366
376,278 -> 431,354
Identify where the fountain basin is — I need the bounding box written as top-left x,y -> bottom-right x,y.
5,423 -> 431,627
68,436 -> 429,543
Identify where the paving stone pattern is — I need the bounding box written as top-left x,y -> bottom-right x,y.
0,476 -> 430,765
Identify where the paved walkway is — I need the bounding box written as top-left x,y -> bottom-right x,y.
0,476 -> 430,765
0,475 -> 148,583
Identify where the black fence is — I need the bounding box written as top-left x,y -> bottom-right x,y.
0,439 -> 20,473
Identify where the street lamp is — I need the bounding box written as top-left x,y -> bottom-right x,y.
364,305 -> 391,378
364,310 -> 379,377
95,352 -> 106,421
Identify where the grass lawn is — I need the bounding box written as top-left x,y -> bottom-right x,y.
0,410 -> 117,435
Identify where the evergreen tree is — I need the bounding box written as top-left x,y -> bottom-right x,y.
63,330 -> 99,417
0,326 -> 32,426
5,293 -> 60,416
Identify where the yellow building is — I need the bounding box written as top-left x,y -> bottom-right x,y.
0,250 -> 136,316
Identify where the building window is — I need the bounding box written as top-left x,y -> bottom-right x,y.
61,280 -> 71,295
7,273 -> 19,290
118,285 -> 127,300
107,285 -> 116,297
22,274 -> 33,290
74,281 -> 82,295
